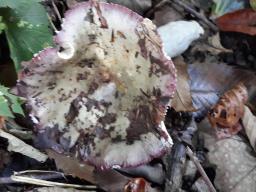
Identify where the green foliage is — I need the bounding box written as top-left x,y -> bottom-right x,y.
0,85 -> 24,118
250,0 -> 256,10
0,0 -> 53,71
0,16 -> 5,33
212,0 -> 245,17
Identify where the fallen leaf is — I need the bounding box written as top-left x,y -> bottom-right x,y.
0,130 -> 47,162
188,62 -> 255,119
208,83 -> 248,138
212,0 -> 245,18
46,150 -> 96,184
207,33 -> 232,54
242,105 -> 256,151
200,119 -> 256,192
172,57 -> 196,112
0,149 -> 10,170
216,9 -> 256,36
47,150 -> 130,192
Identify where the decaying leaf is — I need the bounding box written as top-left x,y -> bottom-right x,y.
0,129 -> 48,162
242,106 -> 256,151
208,83 -> 248,138
200,119 -> 256,192
216,9 -> 256,36
172,57 -> 196,112
188,62 -> 254,119
18,1 -> 176,169
212,0 -> 245,17
47,150 -> 96,184
47,149 -> 132,192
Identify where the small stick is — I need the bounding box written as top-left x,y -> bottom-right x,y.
145,0 -> 218,32
186,146 -> 217,192
47,13 -> 58,32
0,172 -> 63,185
51,0 -> 62,23
145,0 -> 169,18
0,170 -> 97,190
171,0 -> 218,32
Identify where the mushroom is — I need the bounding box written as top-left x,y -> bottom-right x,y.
17,1 -> 177,169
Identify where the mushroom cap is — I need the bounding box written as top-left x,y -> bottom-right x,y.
17,1 -> 177,169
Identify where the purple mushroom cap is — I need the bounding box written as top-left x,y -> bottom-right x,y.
17,1 -> 177,169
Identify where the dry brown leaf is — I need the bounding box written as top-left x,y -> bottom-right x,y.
188,61 -> 255,119
207,33 -> 232,54
47,150 -> 96,184
208,83 -> 248,138
199,119 -> 256,192
0,130 -> 47,162
47,150 -> 130,192
172,57 -> 196,112
242,105 -> 256,151
216,9 -> 256,35
0,116 -> 5,129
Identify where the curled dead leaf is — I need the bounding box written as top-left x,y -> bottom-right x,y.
242,106 -> 256,151
172,57 -> 196,112
208,83 -> 248,138
216,9 -> 256,35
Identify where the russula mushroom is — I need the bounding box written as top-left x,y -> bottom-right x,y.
17,1 -> 177,169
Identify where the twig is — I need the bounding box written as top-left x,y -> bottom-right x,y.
165,142 -> 186,192
186,146 -> 217,192
145,0 -> 218,32
0,170 -> 97,190
171,0 -> 218,32
0,172 -> 63,185
51,0 -> 62,23
145,0 -> 169,18
0,130 -> 48,162
47,13 -> 58,32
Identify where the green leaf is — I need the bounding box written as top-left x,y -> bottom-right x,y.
250,0 -> 256,10
0,96 -> 14,118
0,0 -> 53,71
0,16 -> 5,33
0,85 -> 25,117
